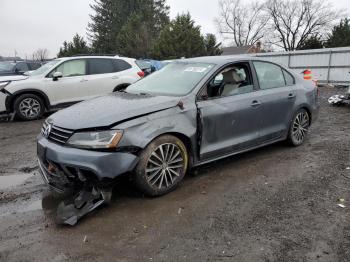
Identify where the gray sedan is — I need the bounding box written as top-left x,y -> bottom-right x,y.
37,56 -> 319,223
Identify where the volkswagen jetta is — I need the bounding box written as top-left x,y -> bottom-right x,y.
37,56 -> 319,223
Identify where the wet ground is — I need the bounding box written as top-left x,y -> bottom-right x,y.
0,86 -> 349,262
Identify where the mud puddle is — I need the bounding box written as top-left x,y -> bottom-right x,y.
0,173 -> 34,190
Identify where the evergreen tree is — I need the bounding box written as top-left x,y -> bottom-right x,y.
326,18 -> 350,48
117,14 -> 153,58
57,34 -> 91,57
87,0 -> 169,54
152,13 -> 206,60
204,34 -> 222,56
297,35 -> 324,50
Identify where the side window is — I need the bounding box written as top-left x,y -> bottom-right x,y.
49,59 -> 87,77
113,59 -> 132,72
205,63 -> 254,98
88,58 -> 115,75
15,63 -> 29,72
253,61 -> 285,90
283,69 -> 295,86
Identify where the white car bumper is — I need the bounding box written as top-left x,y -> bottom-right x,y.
0,92 -> 8,113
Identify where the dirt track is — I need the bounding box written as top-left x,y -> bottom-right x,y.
0,86 -> 349,262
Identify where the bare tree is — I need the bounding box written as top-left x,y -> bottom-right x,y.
32,48 -> 49,61
265,0 -> 342,51
215,0 -> 269,47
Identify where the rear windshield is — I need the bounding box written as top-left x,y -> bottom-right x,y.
135,60 -> 152,70
127,62 -> 215,96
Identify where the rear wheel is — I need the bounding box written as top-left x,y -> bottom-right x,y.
133,135 -> 188,196
287,109 -> 310,146
14,94 -> 44,121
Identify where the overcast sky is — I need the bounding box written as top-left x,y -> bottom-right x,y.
0,0 -> 349,58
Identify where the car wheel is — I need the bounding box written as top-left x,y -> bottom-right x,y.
287,109 -> 310,146
133,135 -> 188,196
14,94 -> 44,121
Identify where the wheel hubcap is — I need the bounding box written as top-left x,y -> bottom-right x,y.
146,143 -> 184,189
19,98 -> 41,118
292,111 -> 309,143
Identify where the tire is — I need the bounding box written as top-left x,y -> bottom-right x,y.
133,135 -> 189,197
14,94 -> 44,121
287,108 -> 310,146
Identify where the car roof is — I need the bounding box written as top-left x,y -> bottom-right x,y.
177,55 -> 268,65
58,56 -> 135,61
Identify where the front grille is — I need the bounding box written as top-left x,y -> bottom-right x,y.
42,122 -> 74,145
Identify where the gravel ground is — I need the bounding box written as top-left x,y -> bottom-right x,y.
0,86 -> 349,262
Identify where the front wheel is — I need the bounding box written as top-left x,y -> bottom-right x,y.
14,94 -> 44,121
287,109 -> 310,146
133,135 -> 188,196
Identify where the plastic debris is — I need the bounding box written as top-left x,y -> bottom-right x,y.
83,235 -> 88,243
56,187 -> 112,226
178,208 -> 182,214
337,204 -> 346,208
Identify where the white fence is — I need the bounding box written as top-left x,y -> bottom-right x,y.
253,47 -> 350,84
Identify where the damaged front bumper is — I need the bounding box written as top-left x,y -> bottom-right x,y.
37,135 -> 140,225
37,135 -> 139,192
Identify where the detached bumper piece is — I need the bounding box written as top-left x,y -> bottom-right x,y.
56,187 -> 112,226
38,158 -> 113,225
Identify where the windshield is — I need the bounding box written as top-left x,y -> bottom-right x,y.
30,60 -> 61,76
127,62 -> 215,96
0,62 -> 15,72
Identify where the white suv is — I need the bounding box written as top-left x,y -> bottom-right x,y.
0,56 -> 143,120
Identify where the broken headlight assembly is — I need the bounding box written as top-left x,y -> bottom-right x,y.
67,130 -> 123,149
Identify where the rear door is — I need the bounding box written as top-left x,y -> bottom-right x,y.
196,62 -> 262,160
252,61 -> 297,142
84,58 -> 135,97
84,58 -> 119,97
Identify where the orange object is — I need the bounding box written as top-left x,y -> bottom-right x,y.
303,69 -> 312,80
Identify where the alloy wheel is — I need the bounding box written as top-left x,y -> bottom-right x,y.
292,111 -> 309,144
145,143 -> 185,189
19,98 -> 41,119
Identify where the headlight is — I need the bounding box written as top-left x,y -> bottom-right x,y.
0,81 -> 10,91
67,130 -> 123,149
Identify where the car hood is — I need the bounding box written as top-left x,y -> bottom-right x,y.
49,92 -> 181,130
0,75 -> 29,82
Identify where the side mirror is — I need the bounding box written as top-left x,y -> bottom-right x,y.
52,72 -> 63,81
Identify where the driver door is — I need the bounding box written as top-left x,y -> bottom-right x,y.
196,62 -> 262,160
44,59 -> 91,106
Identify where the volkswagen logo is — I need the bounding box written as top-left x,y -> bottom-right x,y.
42,123 -> 52,138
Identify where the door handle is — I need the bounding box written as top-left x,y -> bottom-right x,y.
251,100 -> 261,107
288,93 -> 296,99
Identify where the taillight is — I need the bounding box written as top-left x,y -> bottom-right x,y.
137,71 -> 145,78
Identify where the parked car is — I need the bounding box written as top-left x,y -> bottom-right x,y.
0,61 -> 41,76
37,56 -> 319,224
135,59 -> 164,76
0,56 -> 144,120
